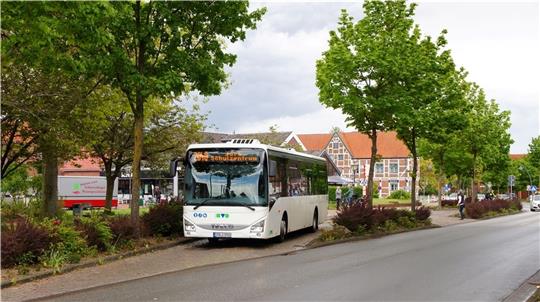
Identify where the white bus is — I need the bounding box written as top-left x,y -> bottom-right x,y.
176,139 -> 328,242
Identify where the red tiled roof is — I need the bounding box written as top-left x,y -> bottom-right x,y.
341,131 -> 410,158
298,131 -> 410,159
296,133 -> 332,151
509,154 -> 527,160
60,157 -> 102,172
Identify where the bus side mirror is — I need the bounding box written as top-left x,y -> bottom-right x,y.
269,160 -> 277,177
269,197 -> 277,210
169,158 -> 183,177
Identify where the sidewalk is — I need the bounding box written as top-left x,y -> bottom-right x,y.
0,208 -> 465,302
1,216 -> 334,302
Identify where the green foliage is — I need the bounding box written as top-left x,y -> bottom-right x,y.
40,246 -> 68,274
41,219 -> 89,263
396,216 -> 416,229
319,225 -> 352,241
142,202 -> 184,237
76,214 -> 113,252
1,198 -> 42,221
387,190 -> 411,200
528,136 -> 540,171
1,166 -> 31,197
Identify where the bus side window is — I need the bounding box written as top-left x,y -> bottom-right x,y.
269,159 -> 286,198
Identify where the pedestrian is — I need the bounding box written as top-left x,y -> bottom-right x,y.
346,184 -> 353,205
458,190 -> 465,220
336,186 -> 342,210
154,185 -> 161,204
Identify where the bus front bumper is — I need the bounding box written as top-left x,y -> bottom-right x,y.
183,220 -> 271,239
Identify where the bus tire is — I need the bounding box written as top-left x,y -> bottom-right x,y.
310,210 -> 318,233
277,217 -> 287,243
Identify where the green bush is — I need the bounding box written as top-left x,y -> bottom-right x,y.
41,219 -> 89,263
142,201 -> 183,237
396,216 -> 416,229
319,225 -> 351,241
382,220 -> 399,232
387,190 -> 411,200
1,198 -> 42,221
75,214 -> 113,252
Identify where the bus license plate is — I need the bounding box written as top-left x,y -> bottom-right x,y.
213,232 -> 231,238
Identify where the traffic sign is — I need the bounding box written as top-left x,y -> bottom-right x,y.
508,175 -> 515,186
531,185 -> 537,193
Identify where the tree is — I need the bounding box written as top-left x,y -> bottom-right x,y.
316,2 -> 412,208
527,136 -> 540,187
0,59 -> 98,216
88,88 -> 206,212
461,85 -> 513,202
3,2 -> 265,229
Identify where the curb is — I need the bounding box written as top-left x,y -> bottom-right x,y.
503,269 -> 540,302
306,224 -> 441,249
1,237 -> 198,289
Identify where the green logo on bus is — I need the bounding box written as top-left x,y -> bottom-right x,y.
215,213 -> 229,218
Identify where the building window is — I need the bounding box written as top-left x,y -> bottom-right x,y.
333,142 -> 339,149
390,163 -> 398,173
338,154 -> 344,160
375,163 -> 383,173
389,180 -> 398,192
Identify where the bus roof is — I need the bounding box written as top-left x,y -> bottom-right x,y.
187,140 -> 326,163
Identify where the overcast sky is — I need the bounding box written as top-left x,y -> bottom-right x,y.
201,1 -> 539,153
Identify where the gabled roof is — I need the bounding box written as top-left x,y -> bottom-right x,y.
296,133 -> 332,152
298,131 -> 410,159
510,154 -> 527,160
60,157 -> 102,173
341,131 -> 410,158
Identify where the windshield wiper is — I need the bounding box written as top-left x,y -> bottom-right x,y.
237,201 -> 255,211
193,197 -> 222,210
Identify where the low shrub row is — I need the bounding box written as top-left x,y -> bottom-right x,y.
465,199 -> 522,219
0,201 -> 184,269
387,190 -> 411,200
332,201 -> 431,236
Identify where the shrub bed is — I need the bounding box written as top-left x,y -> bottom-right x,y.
332,201 -> 431,236
387,190 -> 411,200
1,199 -> 187,275
465,199 -> 522,219
142,201 -> 183,237
1,218 -> 57,268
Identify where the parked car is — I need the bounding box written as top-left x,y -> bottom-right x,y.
477,193 -> 486,201
497,194 -> 510,200
443,193 -> 458,201
530,195 -> 540,212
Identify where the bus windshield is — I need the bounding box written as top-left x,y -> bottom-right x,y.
184,148 -> 267,207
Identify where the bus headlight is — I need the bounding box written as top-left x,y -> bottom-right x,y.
184,220 -> 196,231
250,220 -> 264,233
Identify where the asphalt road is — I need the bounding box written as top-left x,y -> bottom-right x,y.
40,211 -> 540,302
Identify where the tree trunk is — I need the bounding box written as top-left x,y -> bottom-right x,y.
130,109 -> 143,235
130,0 -> 145,236
410,132 -> 418,212
42,150 -> 59,217
437,173 -> 443,208
366,129 -> 378,209
471,153 -> 477,203
105,172 -> 115,214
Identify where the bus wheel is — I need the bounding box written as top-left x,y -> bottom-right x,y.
310,211 -> 318,233
277,218 -> 287,242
